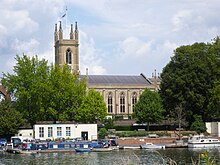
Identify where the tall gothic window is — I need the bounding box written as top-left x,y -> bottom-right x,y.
120,92 -> 125,113
108,92 -> 113,113
66,49 -> 72,64
132,92 -> 137,112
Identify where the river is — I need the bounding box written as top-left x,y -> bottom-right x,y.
0,148 -> 220,165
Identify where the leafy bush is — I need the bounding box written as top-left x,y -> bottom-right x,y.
190,115 -> 206,134
98,128 -> 108,139
113,126 -> 132,131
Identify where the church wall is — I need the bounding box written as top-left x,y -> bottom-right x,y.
88,84 -> 155,118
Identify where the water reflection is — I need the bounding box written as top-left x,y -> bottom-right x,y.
0,148 -> 219,165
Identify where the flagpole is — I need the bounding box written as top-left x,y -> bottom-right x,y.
65,6 -> 67,38
60,6 -> 68,38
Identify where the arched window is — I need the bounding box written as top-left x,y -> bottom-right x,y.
66,49 -> 72,64
120,92 -> 125,113
108,92 -> 113,113
132,92 -> 137,112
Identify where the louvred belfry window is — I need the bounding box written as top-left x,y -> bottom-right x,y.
66,49 -> 72,64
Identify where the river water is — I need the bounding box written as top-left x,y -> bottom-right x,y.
0,148 -> 220,165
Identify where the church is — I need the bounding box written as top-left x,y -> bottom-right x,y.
54,22 -> 161,119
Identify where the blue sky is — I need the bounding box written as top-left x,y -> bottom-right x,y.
1,0 -> 220,78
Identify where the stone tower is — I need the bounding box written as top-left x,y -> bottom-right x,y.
54,21 -> 79,75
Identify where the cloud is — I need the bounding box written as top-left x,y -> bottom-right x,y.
1,0 -> 220,78
13,38 -> 40,54
0,0 -> 65,77
79,30 -> 107,75
119,37 -> 152,59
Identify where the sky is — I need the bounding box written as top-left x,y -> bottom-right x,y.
1,0 -> 220,78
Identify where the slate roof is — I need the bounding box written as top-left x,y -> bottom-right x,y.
83,74 -> 151,85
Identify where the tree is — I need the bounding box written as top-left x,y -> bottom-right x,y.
190,115 -> 207,134
102,118 -> 114,130
174,104 -> 186,139
2,55 -> 87,125
160,38 -> 220,125
2,54 -> 49,126
0,99 -> 25,139
75,89 -> 107,123
132,88 -> 164,131
207,81 -> 220,119
98,128 -> 108,139
42,64 -> 86,122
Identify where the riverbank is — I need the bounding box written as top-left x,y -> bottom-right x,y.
117,136 -> 220,148
117,136 -> 190,148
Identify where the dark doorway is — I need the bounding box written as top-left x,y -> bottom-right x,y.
81,131 -> 88,140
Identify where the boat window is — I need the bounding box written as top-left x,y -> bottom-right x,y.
64,144 -> 70,148
201,140 -> 204,142
84,144 -> 88,148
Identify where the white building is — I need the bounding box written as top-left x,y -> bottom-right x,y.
17,129 -> 33,139
34,123 -> 97,141
206,122 -> 220,137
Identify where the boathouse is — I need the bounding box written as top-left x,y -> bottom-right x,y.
206,122 -> 220,137
34,123 -> 97,141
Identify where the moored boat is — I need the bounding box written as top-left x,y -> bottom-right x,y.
140,143 -> 165,149
187,135 -> 220,148
120,145 -> 140,149
75,148 -> 92,152
92,147 -> 113,152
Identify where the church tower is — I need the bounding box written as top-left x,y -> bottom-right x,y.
54,21 -> 79,75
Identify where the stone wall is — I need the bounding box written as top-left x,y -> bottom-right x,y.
117,137 -> 176,145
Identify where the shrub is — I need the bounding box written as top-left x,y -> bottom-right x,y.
98,128 -> 108,139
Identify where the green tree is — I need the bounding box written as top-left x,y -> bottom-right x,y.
2,55 -> 87,124
98,128 -> 108,139
207,81 -> 220,119
2,54 -> 49,126
160,38 -> 220,125
190,115 -> 207,134
42,64 -> 86,122
0,99 -> 25,139
75,89 -> 107,123
132,88 -> 164,131
102,118 -> 114,130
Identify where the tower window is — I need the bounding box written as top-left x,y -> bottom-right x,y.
66,49 -> 72,64
120,92 -> 125,113
108,92 -> 113,113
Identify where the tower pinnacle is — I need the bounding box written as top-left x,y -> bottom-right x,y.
59,21 -> 63,40
70,24 -> 74,39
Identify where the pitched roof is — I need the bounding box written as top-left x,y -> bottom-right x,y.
84,74 -> 151,85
